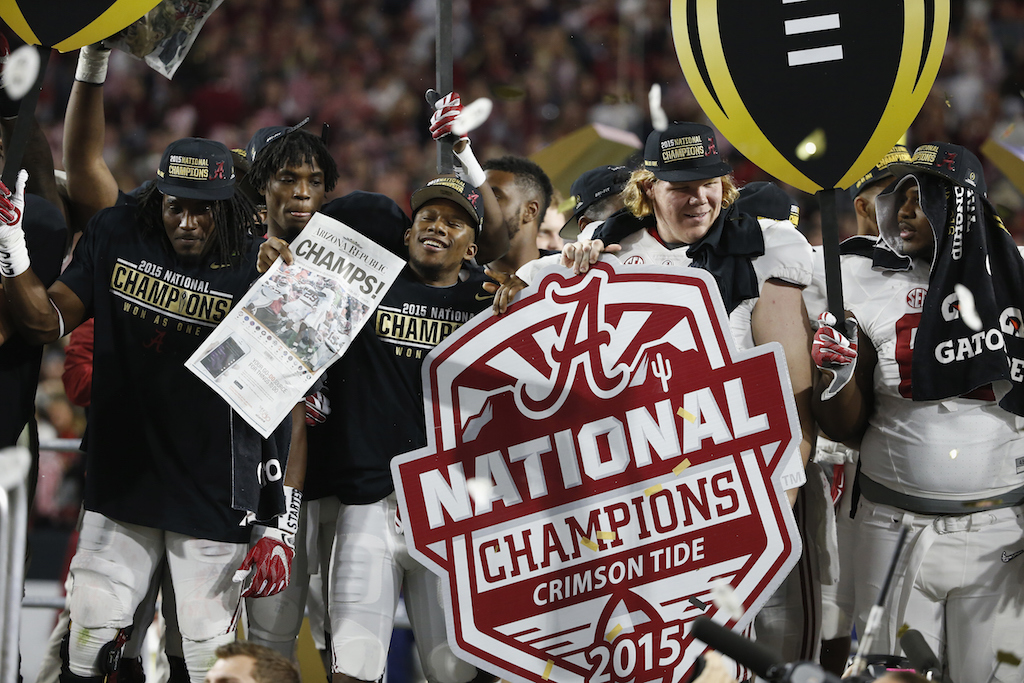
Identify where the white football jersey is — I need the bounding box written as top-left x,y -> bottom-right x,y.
519,218 -> 814,488
843,254 -> 1024,499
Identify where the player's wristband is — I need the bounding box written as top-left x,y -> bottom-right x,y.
277,484 -> 302,544
51,299 -> 65,338
0,228 -> 30,278
75,44 -> 110,85
454,141 -> 487,188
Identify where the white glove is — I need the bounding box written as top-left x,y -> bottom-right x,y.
0,169 -> 29,277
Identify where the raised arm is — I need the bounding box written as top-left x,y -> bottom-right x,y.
427,91 -> 509,264
751,279 -> 816,505
62,45 -> 119,228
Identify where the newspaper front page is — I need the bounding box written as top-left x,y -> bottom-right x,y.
187,213 -> 405,437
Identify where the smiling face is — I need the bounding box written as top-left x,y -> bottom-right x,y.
264,159 -> 326,241
406,198 -> 478,286
162,194 -> 216,264
644,176 -> 724,245
895,181 -> 934,262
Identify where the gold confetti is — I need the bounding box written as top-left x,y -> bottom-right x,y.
543,660 -> 554,680
580,536 -> 598,551
673,459 -> 691,476
896,624 -> 910,639
645,484 -> 663,496
950,449 -> 959,459
596,531 -> 616,540
606,624 -> 623,641
677,407 -> 697,423
997,651 -> 1022,666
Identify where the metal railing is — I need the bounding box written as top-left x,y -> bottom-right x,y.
0,447 -> 31,683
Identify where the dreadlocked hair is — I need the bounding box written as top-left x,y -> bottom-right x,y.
136,183 -> 261,266
249,130 -> 339,194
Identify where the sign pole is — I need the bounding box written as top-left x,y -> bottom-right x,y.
1,46 -> 49,188
434,0 -> 454,174
817,189 -> 847,327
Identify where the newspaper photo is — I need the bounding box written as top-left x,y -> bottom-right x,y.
104,0 -> 225,79
186,212 -> 406,437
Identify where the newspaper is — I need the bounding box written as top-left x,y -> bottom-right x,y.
104,0 -> 224,79
186,213 -> 406,437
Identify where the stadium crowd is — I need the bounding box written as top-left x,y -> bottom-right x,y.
3,1 -> 1024,683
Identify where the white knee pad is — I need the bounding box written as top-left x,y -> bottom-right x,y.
180,632 -> 236,683
423,644 -> 477,683
330,620 -> 388,680
67,623 -> 119,677
68,560 -> 139,629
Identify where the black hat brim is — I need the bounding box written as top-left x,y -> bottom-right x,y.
651,160 -> 733,183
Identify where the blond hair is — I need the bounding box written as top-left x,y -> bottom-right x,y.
622,169 -> 739,218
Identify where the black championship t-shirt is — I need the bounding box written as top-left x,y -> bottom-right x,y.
59,205 -> 262,542
305,265 -> 494,504
0,195 -> 68,447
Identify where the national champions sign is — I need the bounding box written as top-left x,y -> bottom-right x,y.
392,259 -> 801,683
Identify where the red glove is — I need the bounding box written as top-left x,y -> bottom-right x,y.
235,527 -> 294,598
813,312 -> 858,400
429,91 -> 466,143
305,390 -> 331,426
235,484 -> 302,598
812,312 -> 858,368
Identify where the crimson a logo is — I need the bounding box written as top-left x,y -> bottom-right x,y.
393,259 -> 801,683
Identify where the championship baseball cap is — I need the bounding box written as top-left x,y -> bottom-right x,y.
560,164 -> 632,238
410,176 -> 485,231
887,142 -> 987,195
245,117 -> 311,162
851,144 -> 912,197
156,138 -> 235,201
643,122 -> 732,182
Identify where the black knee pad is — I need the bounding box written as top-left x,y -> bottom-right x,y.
98,625 -> 134,675
167,655 -> 190,683
108,656 -> 145,683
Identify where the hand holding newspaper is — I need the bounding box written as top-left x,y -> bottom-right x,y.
187,213 -> 405,437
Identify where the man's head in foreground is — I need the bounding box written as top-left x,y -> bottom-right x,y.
204,641 -> 299,683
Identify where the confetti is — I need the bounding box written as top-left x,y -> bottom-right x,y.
997,651 -> 1022,666
645,484 -> 663,496
950,449 -> 959,459
580,536 -> 598,551
466,477 -> 494,506
543,660 -> 554,680
953,284 -> 983,332
677,408 -> 697,423
606,624 -> 624,641
896,624 -> 910,639
673,459 -> 691,476
710,580 -> 744,620
689,596 -> 707,610
597,531 -> 616,540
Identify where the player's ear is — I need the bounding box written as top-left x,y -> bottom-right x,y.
404,228 -> 412,246
853,195 -> 870,219
522,198 -> 540,225
463,240 -> 478,261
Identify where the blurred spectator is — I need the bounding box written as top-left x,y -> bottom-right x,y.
22,1 -> 1024,233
